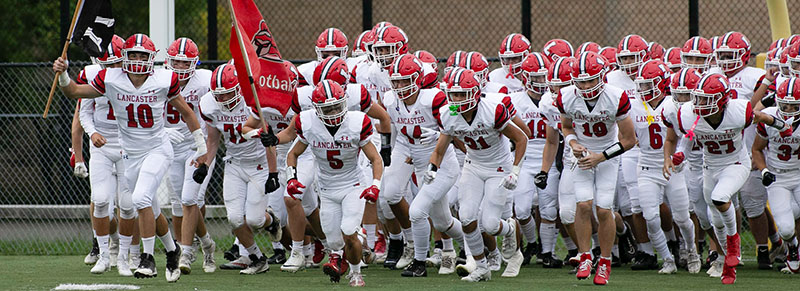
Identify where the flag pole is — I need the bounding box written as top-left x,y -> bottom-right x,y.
228,0 -> 269,133
44,0 -> 84,118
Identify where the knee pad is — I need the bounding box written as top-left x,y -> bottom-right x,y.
228,215 -> 245,229
327,237 -> 345,251
480,218 -> 501,236
93,202 -> 110,218
378,198 -> 395,220
171,202 -> 183,217
540,206 -> 557,222
712,200 -> 726,207
559,209 -> 575,225
514,203 -> 532,221
302,198 -> 318,217
246,216 -> 266,230
408,206 -> 425,224
119,207 -> 137,220
131,193 -> 151,211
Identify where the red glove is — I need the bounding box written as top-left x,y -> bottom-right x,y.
671,152 -> 685,166
360,180 -> 381,203
69,148 -> 76,168
286,179 -> 306,200
781,127 -> 793,138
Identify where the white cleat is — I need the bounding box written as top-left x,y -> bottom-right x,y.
84,251 -> 99,265
179,250 -> 194,275
658,259 -> 677,274
456,255 -> 476,277
281,248 -> 306,272
501,218 -> 518,260
501,249 -> 523,277
426,248 -> 442,267
129,251 -> 141,270
240,255 -> 269,275
487,249 -> 501,271
348,272 -> 365,287
438,250 -> 456,275
202,240 -> 216,273
707,260 -> 723,278
687,252 -> 701,274
90,255 -> 111,274
117,254 -> 133,277
461,264 -> 491,282
395,242 -> 415,269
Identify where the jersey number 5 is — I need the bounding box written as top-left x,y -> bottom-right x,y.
326,150 -> 344,169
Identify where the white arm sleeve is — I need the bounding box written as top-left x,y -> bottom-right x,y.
79,98 -> 97,138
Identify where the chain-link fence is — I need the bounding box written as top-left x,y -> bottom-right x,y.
0,0 -> 781,256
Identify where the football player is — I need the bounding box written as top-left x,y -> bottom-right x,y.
487,33 -> 531,93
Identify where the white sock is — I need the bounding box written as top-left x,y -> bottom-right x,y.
246,244 -> 262,258
292,240 -> 303,251
591,233 -> 599,249
303,243 -> 312,256
142,237 -> 156,255
499,220 -> 513,236
612,244 -> 619,257
540,223 -> 557,254
181,244 -> 194,254
563,236 -> 577,250
442,238 -> 454,252
389,232 -> 402,241
199,233 -> 213,248
402,227 -> 414,243
519,219 -> 537,243
110,231 -> 119,240
464,229 -> 484,261
130,243 -> 140,257
412,220 -> 431,261
720,207 -> 737,237
272,242 -> 284,250
350,262 -> 361,274
364,224 -> 377,249
97,234 -> 110,256
158,230 -> 176,252
640,242 -> 654,255
118,235 -> 132,259
476,257 -> 488,268
665,228 -> 676,241
790,237 -> 798,247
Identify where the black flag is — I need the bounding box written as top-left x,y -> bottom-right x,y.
70,0 -> 115,58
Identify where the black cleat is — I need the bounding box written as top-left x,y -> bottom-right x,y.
704,250 -> 718,269
619,222 -> 637,264
224,244 -> 240,262
456,248 -> 467,265
522,242 -> 537,266
611,255 -> 621,267
383,238 -> 404,269
541,252 -> 564,268
400,259 -> 428,277
631,251 -> 658,270
267,248 -> 287,264
134,253 -> 157,278
757,245 -> 772,270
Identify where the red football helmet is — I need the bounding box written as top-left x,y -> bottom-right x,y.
460,52 -> 490,87
547,57 -> 575,94
680,36 -> 712,72
313,56 -> 350,86
635,60 -> 670,102
389,54 -> 424,100
788,34 -> 800,46
776,77 -> 800,119
599,47 -> 618,71
211,63 -> 242,111
166,37 -> 200,81
576,42 -> 601,57
572,52 -> 607,100
543,39 -> 574,62
352,30 -> 371,57
414,50 -> 439,89
498,33 -> 531,76
664,47 -> 682,72
440,67 -> 464,91
284,60 -> 299,92
520,52 -> 551,94
670,68 -> 703,107
647,42 -> 665,60
445,50 -> 467,75
445,69 -> 481,113
122,33 -> 157,74
96,35 -> 124,68
365,21 -> 393,60
780,47 -> 792,77
372,26 -> 408,68
765,48 -> 781,73
692,73 -> 732,117
315,28 -> 348,62
616,34 -> 649,76
785,41 -> 800,77
714,31 -> 751,73
769,38 -> 789,52
312,80 -> 348,126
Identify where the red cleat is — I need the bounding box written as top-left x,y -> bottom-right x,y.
721,262 -> 736,284
313,240 -> 325,264
593,257 -> 611,285
725,234 -> 741,267
374,232 -> 387,254
322,253 -> 348,283
576,252 -> 593,280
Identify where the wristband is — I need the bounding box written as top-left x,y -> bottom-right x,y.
58,71 -> 71,87
372,179 -> 381,191
762,168 -> 770,176
242,129 -> 262,140
287,166 -> 298,182
770,117 -> 786,130
511,165 -> 521,175
381,132 -> 391,146
428,163 -> 438,172
602,142 -> 625,160
762,79 -> 772,87
565,134 -> 577,145
192,129 -> 207,152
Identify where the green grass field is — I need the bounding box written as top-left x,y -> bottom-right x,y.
2,254 -> 796,291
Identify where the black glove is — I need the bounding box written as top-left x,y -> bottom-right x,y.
534,171 -> 548,189
762,169 -> 776,186
259,127 -> 279,147
193,164 -> 209,183
380,133 -> 392,167
265,172 -> 280,194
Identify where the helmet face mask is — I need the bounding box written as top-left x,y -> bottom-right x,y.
373,43 -> 400,67
778,98 -> 800,118
574,73 -> 605,100
445,69 -> 481,114
524,71 -> 548,94
714,48 -> 745,72
635,77 -> 662,102
315,97 -> 347,126
123,50 -> 155,74
166,58 -> 198,81
214,88 -> 242,111
691,91 -> 723,117
390,72 -> 419,100
616,51 -> 644,76
211,64 -> 242,111
500,54 -> 524,75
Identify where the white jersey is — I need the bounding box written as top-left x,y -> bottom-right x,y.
296,110 -> 373,189
540,91 -> 575,165
78,64 -> 119,144
756,107 -> 800,170
199,93 -> 264,161
660,98 -> 703,167
438,95 -> 514,168
606,69 -> 640,158
382,88 -> 448,163
675,99 -> 753,168
708,66 -> 765,102
90,68 -> 180,155
487,67 -> 524,93
631,96 -> 673,168
483,82 -> 509,94
346,55 -> 368,72
509,91 -> 549,166
254,105 -> 295,159
555,84 -> 631,153
296,60 -> 318,87
164,69 -> 211,152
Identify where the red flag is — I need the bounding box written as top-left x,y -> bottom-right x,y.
229,0 -> 293,115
